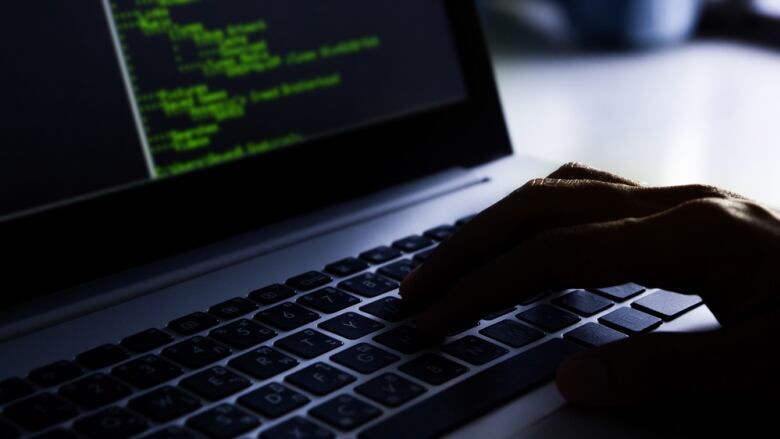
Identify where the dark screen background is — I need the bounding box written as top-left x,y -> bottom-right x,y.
1,0 -> 467,218
1,2 -> 149,218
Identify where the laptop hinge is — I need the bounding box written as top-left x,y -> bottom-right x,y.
0,167 -> 489,340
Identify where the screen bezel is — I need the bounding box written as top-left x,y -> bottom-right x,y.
1,0 -> 512,309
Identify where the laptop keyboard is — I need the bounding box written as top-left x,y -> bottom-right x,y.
0,215 -> 704,439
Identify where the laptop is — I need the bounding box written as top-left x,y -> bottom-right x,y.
0,1 -> 720,438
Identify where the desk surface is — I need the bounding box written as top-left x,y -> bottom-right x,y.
488,28 -> 780,206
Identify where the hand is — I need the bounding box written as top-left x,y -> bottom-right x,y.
400,163 -> 780,407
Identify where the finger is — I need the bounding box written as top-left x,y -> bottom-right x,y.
556,312 -> 778,406
401,181 -> 732,306
413,197 -> 750,336
547,162 -> 642,186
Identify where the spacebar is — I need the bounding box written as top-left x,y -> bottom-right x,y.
359,339 -> 583,439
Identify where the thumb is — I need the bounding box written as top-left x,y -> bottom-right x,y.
555,330 -> 738,406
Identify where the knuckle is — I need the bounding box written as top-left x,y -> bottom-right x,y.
670,198 -> 779,252
509,178 -> 551,199
559,161 -> 586,172
548,162 -> 589,178
527,177 -> 549,188
683,184 -> 730,200
678,198 -> 736,222
734,200 -> 778,222
510,176 -> 628,205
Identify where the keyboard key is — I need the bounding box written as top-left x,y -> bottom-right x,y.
589,283 -> 646,302
392,235 -> 434,253
339,273 -> 398,298
455,214 -> 477,226
286,271 -> 332,292
378,259 -> 420,282
373,326 -> 437,354
564,322 -> 628,348
187,404 -> 259,439
632,291 -> 703,321
553,290 -> 614,317
73,407 -> 148,439
121,328 -> 174,353
59,373 -> 131,410
29,361 -> 82,388
360,339 -> 582,439
260,416 -> 334,439
112,355 -> 183,389
141,426 -> 198,439
285,363 -> 355,396
129,386 -> 201,423
479,320 -> 544,348
310,394 -> 381,431
249,284 -> 295,305
355,373 -> 426,408
298,287 -> 360,314
238,383 -> 309,419
168,312 -> 220,336
229,347 -> 298,380
210,319 -> 276,349
360,297 -> 411,322
331,343 -> 400,374
360,246 -> 402,264
517,304 -> 581,332
599,307 -> 663,335
319,312 -> 385,339
0,419 -> 18,439
275,329 -> 343,359
423,225 -> 457,241
325,257 -> 369,277
162,336 -> 231,369
413,249 -> 434,262
180,366 -> 250,401
208,297 -> 258,320
4,393 -> 78,431
399,354 -> 467,385
482,307 -> 516,321
0,377 -> 34,404
442,336 -> 508,366
256,302 -> 320,331
76,344 -> 130,370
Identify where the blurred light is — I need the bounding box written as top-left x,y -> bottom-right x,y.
753,0 -> 780,17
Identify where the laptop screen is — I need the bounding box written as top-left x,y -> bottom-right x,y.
2,1 -> 511,303
2,0 -> 467,220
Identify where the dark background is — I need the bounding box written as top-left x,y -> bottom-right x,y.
1,2 -> 149,218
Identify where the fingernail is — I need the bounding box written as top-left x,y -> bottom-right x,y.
556,356 -> 609,404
